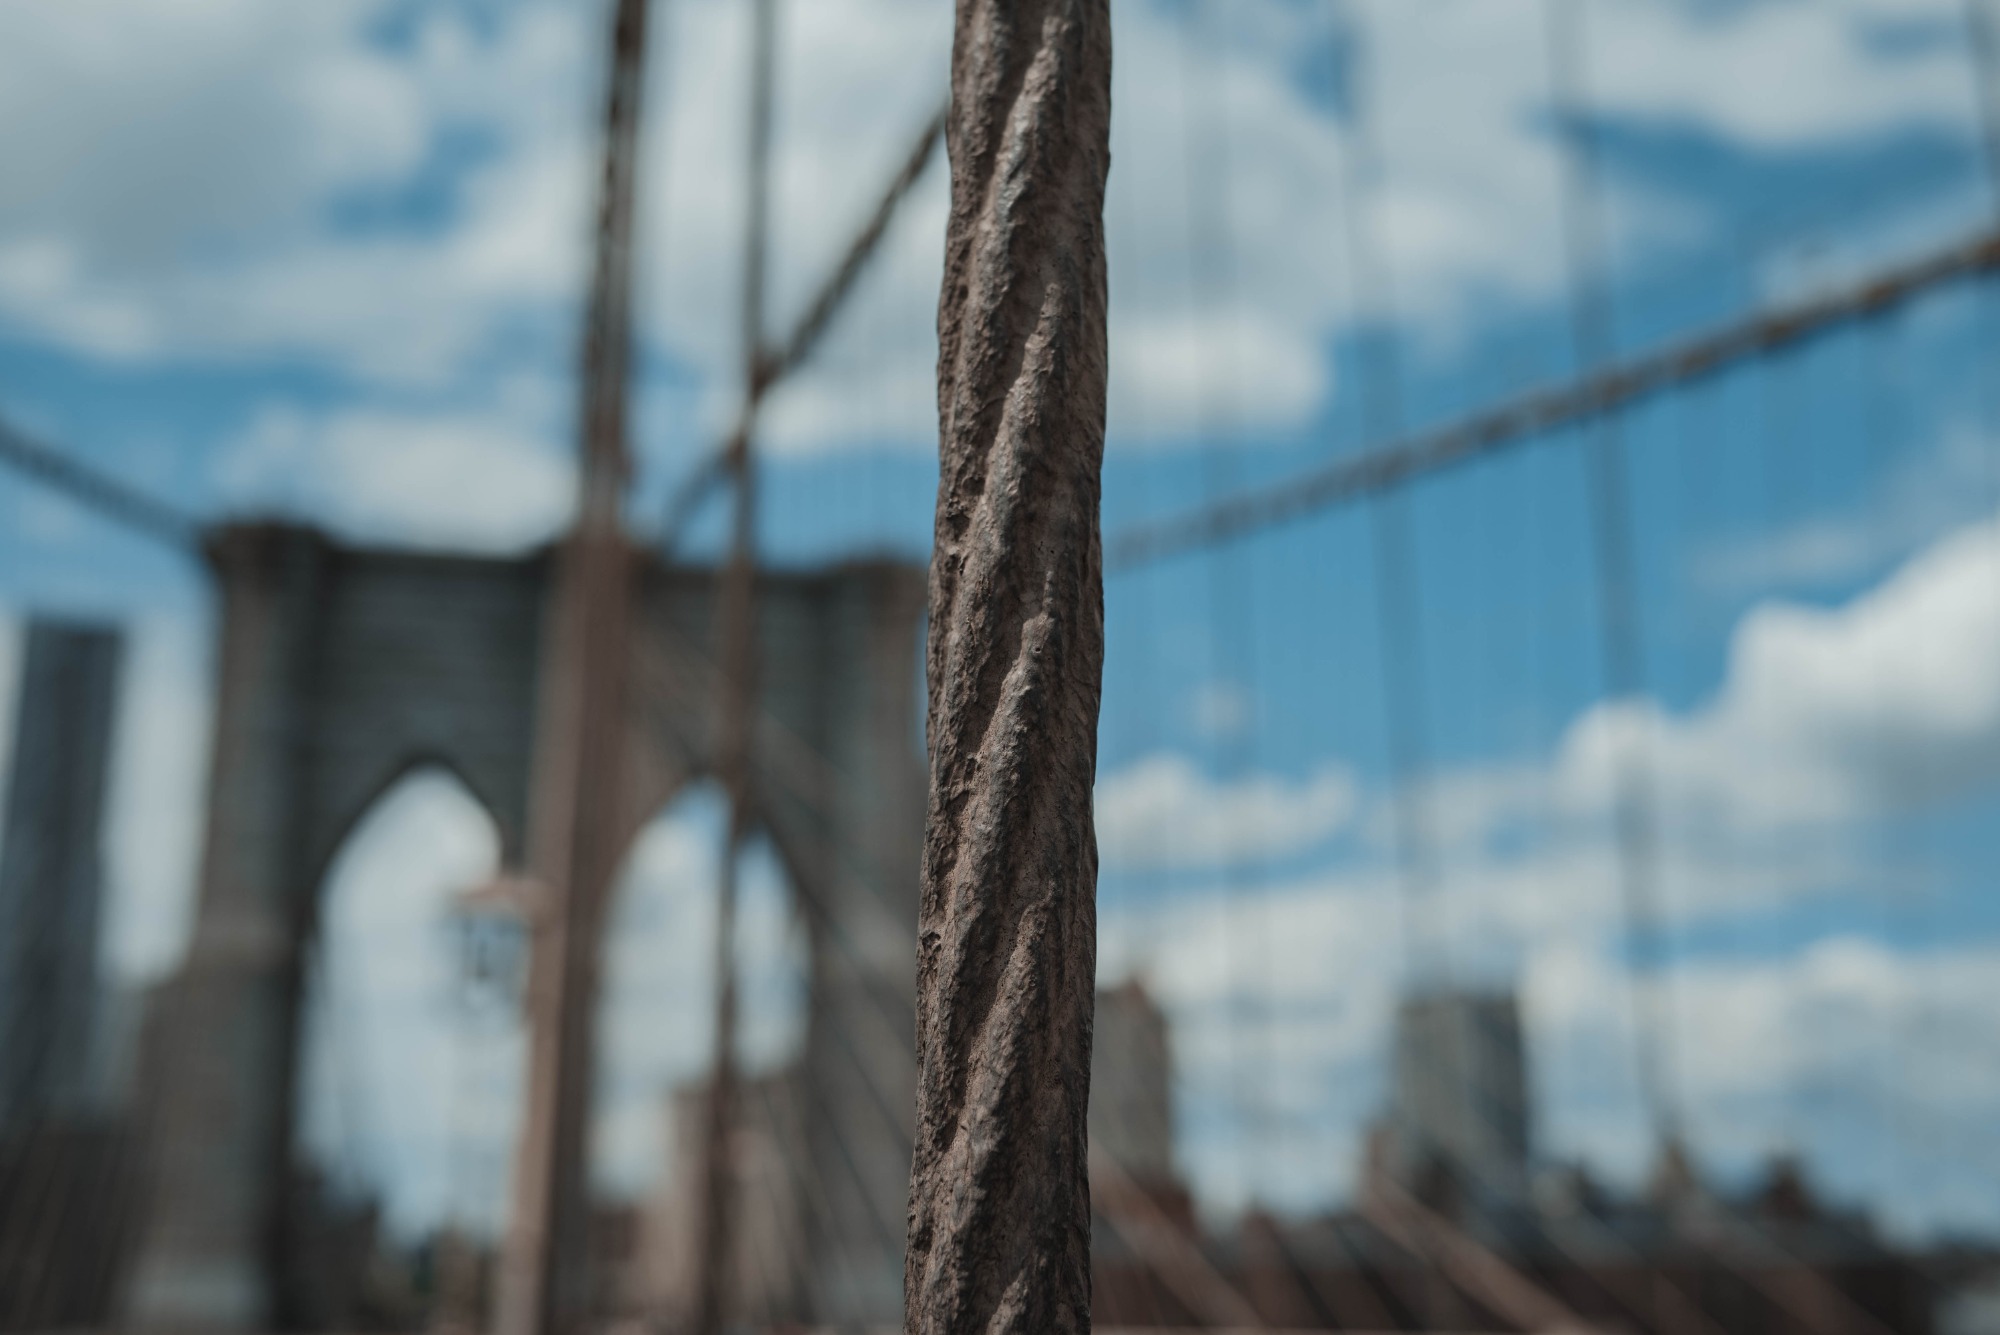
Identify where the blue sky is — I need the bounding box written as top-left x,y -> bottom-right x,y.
4,0 -> 2000,1242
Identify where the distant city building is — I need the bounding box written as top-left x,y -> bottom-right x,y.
1377,988 -> 1532,1225
636,1068 -> 808,1327
1089,978 -> 1208,1325
0,618 -> 122,1129
1090,978 -> 1177,1191
0,619 -> 135,1333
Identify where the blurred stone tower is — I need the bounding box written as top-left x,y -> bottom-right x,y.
122,527 -> 925,1330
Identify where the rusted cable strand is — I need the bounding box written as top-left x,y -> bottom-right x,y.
905,0 -> 1111,1331
0,415 -> 200,552
1108,226 -> 2000,571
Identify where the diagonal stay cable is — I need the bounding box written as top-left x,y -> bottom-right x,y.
1362,1175 -> 1599,1335
2,130 -> 951,567
658,101 -> 946,556
0,414 -> 200,552
1108,226 -> 2000,571
759,100 -> 946,392
1090,1146 -> 1265,1329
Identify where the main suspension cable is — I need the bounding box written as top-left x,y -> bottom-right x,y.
0,415 -> 200,553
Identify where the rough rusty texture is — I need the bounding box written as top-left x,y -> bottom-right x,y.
906,2 -> 1111,1333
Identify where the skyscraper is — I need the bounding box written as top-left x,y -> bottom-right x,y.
0,618 -> 122,1129
1090,979 -> 1176,1190
1380,989 -> 1531,1225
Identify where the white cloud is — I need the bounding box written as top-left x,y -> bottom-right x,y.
0,3 -> 427,268
1610,508 -> 2000,830
1583,0 -> 1975,153
1102,864 -> 2000,1232
1107,308 -> 1329,447
0,0 -> 592,376
1395,509 -> 2000,877
1302,507 -> 2000,955
1097,511 -> 2000,1221
1696,420 -> 2000,593
1528,932 -> 2000,1236
1094,497 -> 2000,1126
0,0 -> 1984,465
218,400 -> 576,550
1096,752 -> 1358,871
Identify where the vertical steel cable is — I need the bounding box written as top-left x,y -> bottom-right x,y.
1327,0 -> 1444,989
1324,18 -> 1506,1331
1175,0 -> 1270,1206
1967,0 -> 2000,218
1543,0 -> 1683,1154
694,0 -> 777,1328
1853,309 -> 1922,1218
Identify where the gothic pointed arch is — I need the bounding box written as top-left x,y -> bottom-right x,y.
126,525 -> 927,1332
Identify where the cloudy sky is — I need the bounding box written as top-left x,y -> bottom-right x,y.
3,0 -> 2000,1245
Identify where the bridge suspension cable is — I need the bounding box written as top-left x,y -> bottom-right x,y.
0,414 -> 200,553
1327,0 -> 1447,990
1545,0 -> 1682,1160
1107,225 -> 2000,572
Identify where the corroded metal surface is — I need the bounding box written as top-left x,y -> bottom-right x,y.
906,1 -> 1112,1331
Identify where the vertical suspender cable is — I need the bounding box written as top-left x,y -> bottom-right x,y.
1967,0 -> 2000,218
1329,37 -> 1626,1329
694,0 -> 776,1329
1107,107 -> 1171,978
1328,0 -> 1444,990
1326,17 -> 1487,1330
1854,309 -> 1922,1214
1543,0 -> 1682,1155
1176,0 -> 1269,1205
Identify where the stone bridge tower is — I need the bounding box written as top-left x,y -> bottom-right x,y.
124,522 -> 925,1331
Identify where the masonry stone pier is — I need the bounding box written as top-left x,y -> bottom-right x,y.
124,522 -> 924,1331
